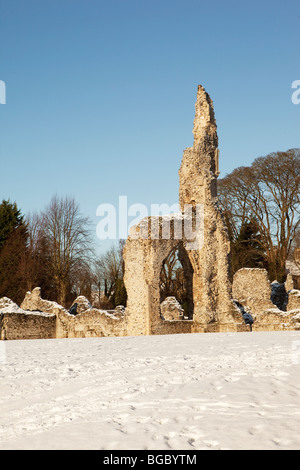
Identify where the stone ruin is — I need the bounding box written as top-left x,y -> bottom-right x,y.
231,268 -> 300,327
286,248 -> 300,290
0,287 -> 126,340
160,297 -> 185,321
1,85 -> 300,340
123,85 -> 238,335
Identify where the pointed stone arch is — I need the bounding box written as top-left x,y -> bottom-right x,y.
159,242 -> 194,320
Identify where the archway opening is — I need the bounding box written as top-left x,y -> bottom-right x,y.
159,243 -> 194,320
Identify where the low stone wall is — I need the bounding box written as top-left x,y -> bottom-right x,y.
152,319 -> 193,335
232,268 -> 300,330
0,312 -> 56,340
1,273 -> 300,341
56,309 -> 126,338
19,288 -> 127,339
0,297 -> 56,340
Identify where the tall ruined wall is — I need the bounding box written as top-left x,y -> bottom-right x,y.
124,85 -> 238,336
179,84 -> 220,208
232,268 -> 274,313
178,85 -> 235,325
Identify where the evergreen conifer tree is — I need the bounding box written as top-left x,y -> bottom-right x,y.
0,200 -> 28,303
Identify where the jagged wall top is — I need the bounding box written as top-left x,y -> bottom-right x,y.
179,85 -> 220,208
192,85 -> 218,149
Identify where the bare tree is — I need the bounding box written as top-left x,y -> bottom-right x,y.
42,195 -> 94,306
23,212 -> 49,292
218,148 -> 300,281
160,247 -> 181,299
93,240 -> 126,307
71,260 -> 95,300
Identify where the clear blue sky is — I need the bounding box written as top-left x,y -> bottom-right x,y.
0,0 -> 299,253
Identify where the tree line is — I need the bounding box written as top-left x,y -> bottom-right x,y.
0,195 -> 127,308
0,148 -> 299,308
218,148 -> 300,282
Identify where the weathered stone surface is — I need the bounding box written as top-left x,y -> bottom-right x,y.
21,287 -> 67,316
160,297 -> 184,321
114,305 -> 126,316
285,273 -> 294,292
287,290 -> 300,312
179,84 -> 219,208
0,296 -> 56,340
56,306 -> 127,339
232,300 -> 254,330
0,297 -> 23,313
18,288 -> 127,339
286,250 -> 300,290
124,84 -> 238,336
69,296 -> 93,315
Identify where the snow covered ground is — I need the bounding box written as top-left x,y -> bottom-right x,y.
0,331 -> 300,450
